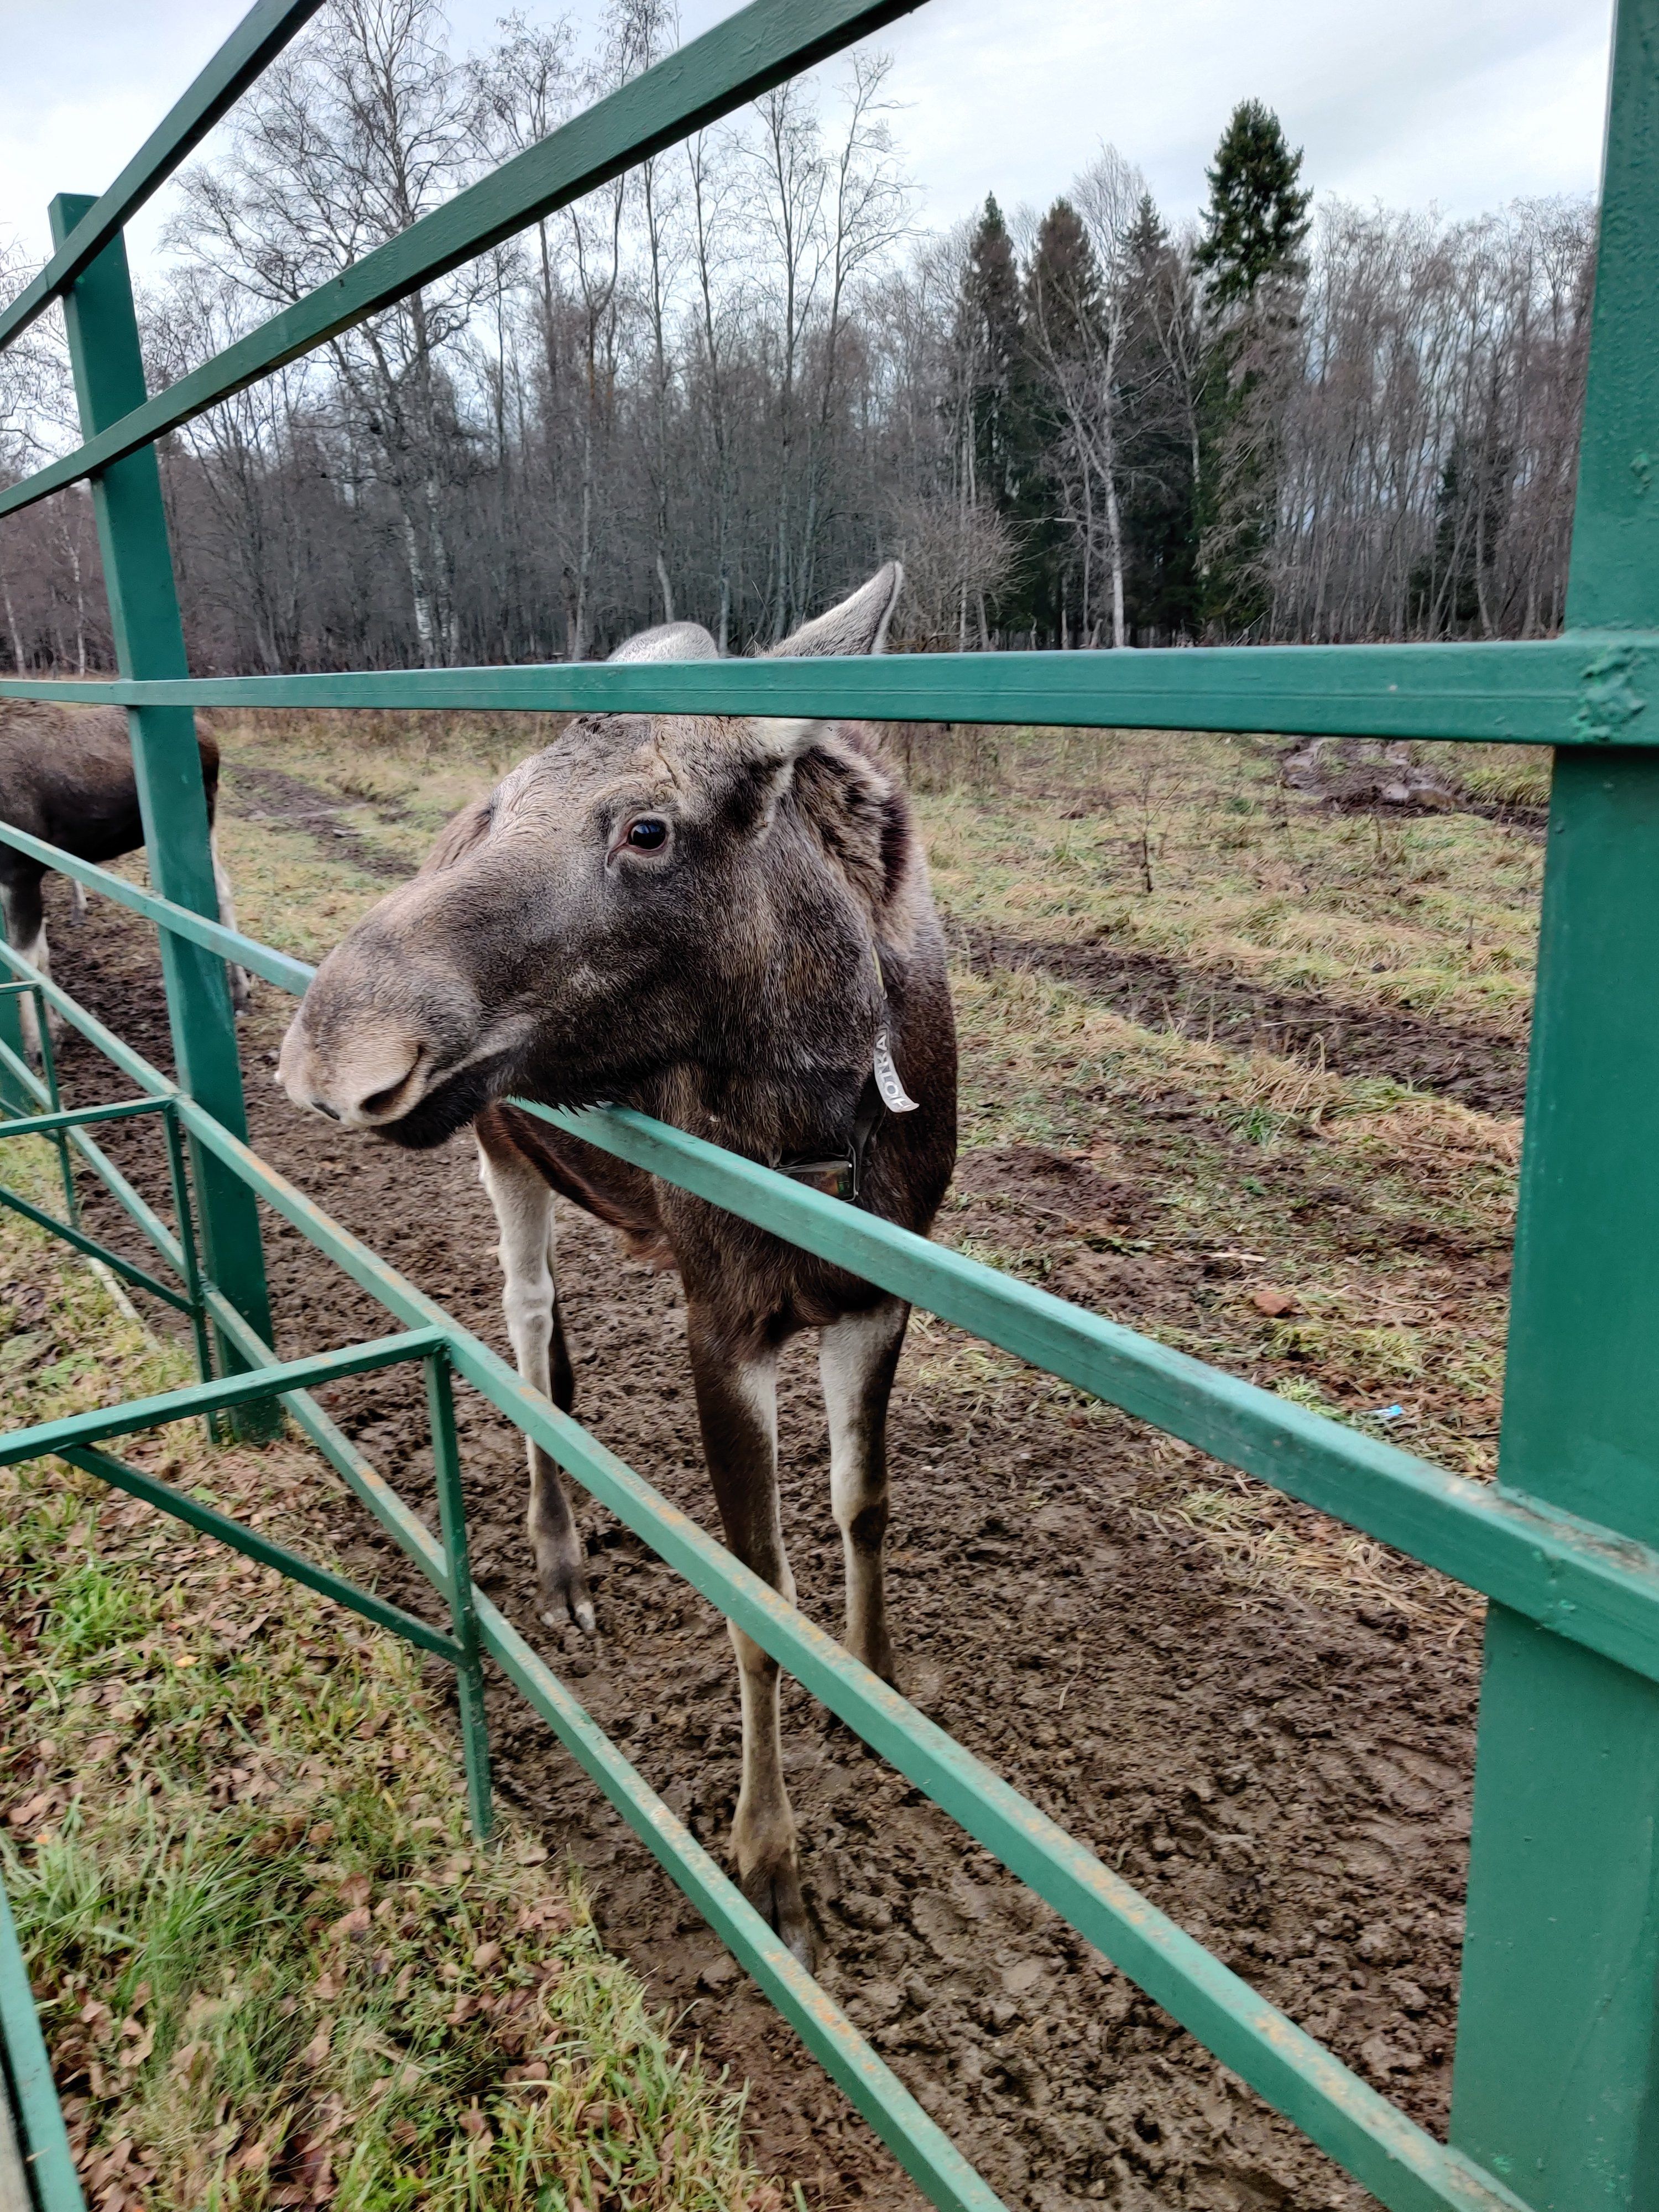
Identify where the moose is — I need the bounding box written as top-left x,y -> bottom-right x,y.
278,565 -> 957,1962
0,700 -> 248,1050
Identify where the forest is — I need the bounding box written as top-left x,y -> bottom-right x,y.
0,0 -> 1596,674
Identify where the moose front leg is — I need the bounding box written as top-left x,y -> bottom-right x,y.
210,833 -> 251,1015
686,1301 -> 813,1966
476,1129 -> 594,1635
820,1299 -> 910,1685
1,868 -> 49,1060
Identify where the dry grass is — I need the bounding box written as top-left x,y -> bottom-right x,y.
211,822 -> 391,969
894,726 -> 1528,1621
1144,1473 -> 1483,1639
911,724 -> 1542,1032
0,1136 -> 779,2212
208,708 -> 556,860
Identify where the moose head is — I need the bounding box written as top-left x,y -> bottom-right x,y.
278,565 -> 909,1147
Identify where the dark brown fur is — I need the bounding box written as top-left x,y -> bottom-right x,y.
0,701 -> 243,1026
278,567 -> 956,1960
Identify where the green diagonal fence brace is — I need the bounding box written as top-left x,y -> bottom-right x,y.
0,1868 -> 85,2212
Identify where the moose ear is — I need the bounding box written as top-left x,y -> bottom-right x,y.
763,562 -> 903,660
608,621 -> 719,664
743,564 -> 903,766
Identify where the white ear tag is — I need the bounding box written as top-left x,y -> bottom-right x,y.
873,1029 -> 919,1112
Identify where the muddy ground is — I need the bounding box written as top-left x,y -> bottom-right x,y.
40,811 -> 1486,2211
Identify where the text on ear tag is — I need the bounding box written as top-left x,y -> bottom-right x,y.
873,1029 -> 919,1113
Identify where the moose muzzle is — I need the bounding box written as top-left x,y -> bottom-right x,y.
276,904 -> 514,1141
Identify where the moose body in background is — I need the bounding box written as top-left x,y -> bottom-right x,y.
279,566 -> 957,1962
0,701 -> 248,1050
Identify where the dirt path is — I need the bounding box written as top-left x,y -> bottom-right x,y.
46,886 -> 1483,2212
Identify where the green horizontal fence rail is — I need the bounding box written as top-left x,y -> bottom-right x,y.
13,855 -> 1659,1699
0,632 -> 1653,744
0,0 -> 925,530
0,0 -> 1655,2204
0,0 -> 324,360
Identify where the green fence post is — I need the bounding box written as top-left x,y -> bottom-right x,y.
0,1008 -> 25,1117
47,192 -> 275,1435
161,1099 -> 217,1417
425,1352 -> 493,1843
1449,4 -> 1659,2202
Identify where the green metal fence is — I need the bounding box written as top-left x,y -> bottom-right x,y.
0,2 -> 1656,2208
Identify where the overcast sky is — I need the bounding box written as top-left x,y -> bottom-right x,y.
1,0 -> 1615,281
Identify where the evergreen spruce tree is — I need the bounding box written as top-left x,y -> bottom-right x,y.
1022,197 -> 1105,639
1193,102 -> 1311,634
1118,192 -> 1199,638
957,197 -> 1024,509
1025,197 -> 1103,360
953,195 -> 1039,634
1193,100 -> 1312,309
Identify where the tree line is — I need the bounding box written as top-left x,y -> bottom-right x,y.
0,0 -> 1596,675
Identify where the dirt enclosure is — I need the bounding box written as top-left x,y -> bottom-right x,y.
39,726 -> 1535,2211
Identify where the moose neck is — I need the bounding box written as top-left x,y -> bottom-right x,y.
640,787 -> 902,1168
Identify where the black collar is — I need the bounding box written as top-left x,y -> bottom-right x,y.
776,1074 -> 885,1203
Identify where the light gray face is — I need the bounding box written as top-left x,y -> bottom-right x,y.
277,566 -> 904,1148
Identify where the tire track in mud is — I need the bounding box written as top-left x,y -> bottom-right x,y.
947,922 -> 1528,1120
47,885 -> 1483,2212
223,761 -> 412,879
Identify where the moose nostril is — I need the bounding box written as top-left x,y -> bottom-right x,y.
311,1098 -> 341,1121
361,1082 -> 406,1117
359,1053 -> 422,1119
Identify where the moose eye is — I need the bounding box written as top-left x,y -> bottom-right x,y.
624,817 -> 669,851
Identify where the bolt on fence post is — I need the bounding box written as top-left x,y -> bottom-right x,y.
47,192 -> 276,1441
425,1351 -> 494,1844
1449,2 -> 1659,2199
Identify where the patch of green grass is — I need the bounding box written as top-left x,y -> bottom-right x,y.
45,1559 -> 145,1668
212,823 -> 393,966
0,1138 -> 781,2212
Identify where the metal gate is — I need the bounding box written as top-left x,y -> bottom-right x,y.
3,2 -> 1658,2208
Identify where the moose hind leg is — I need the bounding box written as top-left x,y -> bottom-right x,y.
820,1300 -> 910,1686
686,1303 -> 813,1966
476,1130 -> 594,1635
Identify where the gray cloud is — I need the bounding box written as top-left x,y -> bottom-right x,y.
2,0 -> 1611,283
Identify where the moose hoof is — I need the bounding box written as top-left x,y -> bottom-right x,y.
538,1566 -> 596,1637
740,1860 -> 815,1971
